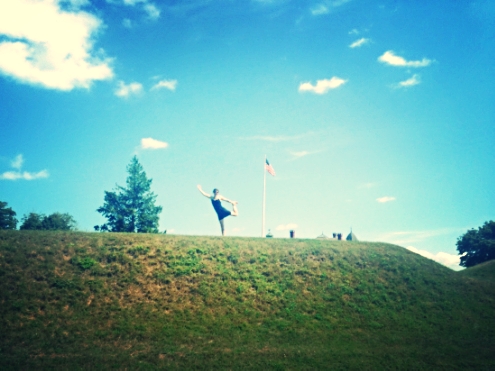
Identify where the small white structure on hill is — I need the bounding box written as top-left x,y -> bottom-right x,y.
346,229 -> 358,241
316,232 -> 330,239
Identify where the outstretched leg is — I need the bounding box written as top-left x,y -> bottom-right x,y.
231,201 -> 238,216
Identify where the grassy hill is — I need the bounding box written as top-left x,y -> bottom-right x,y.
459,260 -> 495,282
0,230 -> 494,370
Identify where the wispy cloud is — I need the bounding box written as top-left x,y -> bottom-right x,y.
299,77 -> 347,94
311,0 -> 352,16
310,4 -> 329,15
143,3 -> 160,19
378,51 -> 432,67
376,228 -> 463,245
11,154 -> 24,169
122,18 -> 133,28
276,223 -> 298,231
376,196 -> 396,203
1,154 -> 49,181
397,74 -> 420,88
406,246 -> 462,271
115,81 -> 143,98
114,0 -> 161,19
0,170 -> 49,181
141,137 -> 168,149
291,151 -> 310,158
349,38 -> 370,48
0,0 -> 113,90
241,132 -> 312,142
151,79 -> 177,91
290,150 -> 323,159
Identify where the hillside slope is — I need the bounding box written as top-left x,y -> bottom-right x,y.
458,260 -> 495,282
0,231 -> 494,370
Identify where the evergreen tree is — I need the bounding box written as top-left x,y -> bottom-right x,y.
0,201 -> 18,230
456,220 -> 495,267
97,156 -> 162,233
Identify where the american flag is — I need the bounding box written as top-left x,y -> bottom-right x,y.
265,158 -> 276,176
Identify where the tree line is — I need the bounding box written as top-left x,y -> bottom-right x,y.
0,202 -> 77,231
1,156 -> 162,234
1,156 -> 493,268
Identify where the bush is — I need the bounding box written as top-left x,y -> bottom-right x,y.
72,256 -> 97,270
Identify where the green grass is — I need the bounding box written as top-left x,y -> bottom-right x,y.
459,260 -> 495,282
0,230 -> 494,370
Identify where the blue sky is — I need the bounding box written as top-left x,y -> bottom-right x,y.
1,0 -> 494,270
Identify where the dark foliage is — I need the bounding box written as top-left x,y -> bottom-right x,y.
97,156 -> 162,233
456,220 -> 495,267
19,212 -> 43,230
20,212 -> 77,231
0,201 -> 18,230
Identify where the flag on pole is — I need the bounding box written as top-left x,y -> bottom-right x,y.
265,158 -> 276,176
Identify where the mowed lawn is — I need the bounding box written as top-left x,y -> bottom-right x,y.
0,230 -> 494,370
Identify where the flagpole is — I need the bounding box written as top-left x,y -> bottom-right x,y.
262,154 -> 266,237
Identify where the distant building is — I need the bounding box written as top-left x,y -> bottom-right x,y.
266,229 -> 273,238
346,229 -> 358,241
316,232 -> 330,239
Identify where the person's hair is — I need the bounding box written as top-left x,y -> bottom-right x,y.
213,188 -> 219,194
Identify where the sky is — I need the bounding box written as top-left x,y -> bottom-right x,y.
1,0 -> 494,270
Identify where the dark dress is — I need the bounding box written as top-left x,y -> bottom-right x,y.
211,198 -> 231,220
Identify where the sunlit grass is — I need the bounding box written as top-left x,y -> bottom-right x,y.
0,230 -> 494,369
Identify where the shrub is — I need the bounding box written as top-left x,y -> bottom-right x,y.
72,256 -> 97,270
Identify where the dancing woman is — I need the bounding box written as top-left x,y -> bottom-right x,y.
197,185 -> 238,236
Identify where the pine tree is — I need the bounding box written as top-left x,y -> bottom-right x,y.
97,156 -> 162,233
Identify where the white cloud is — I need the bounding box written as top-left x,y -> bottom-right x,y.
349,38 -> 370,48
398,74 -> 420,87
291,151 -> 310,158
406,246 -> 462,271
276,223 -> 298,231
1,154 -> 48,180
151,79 -> 177,91
0,0 -> 113,90
115,0 -> 160,19
143,3 -> 160,19
348,29 -> 359,35
290,150 -> 323,159
0,170 -> 49,181
311,4 -> 329,15
141,137 -> 168,149
376,196 -> 396,203
311,0 -> 352,15
299,77 -> 347,94
115,81 -> 143,98
378,51 -> 432,68
11,154 -> 24,169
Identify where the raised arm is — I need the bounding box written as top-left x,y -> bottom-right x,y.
197,185 -> 211,198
